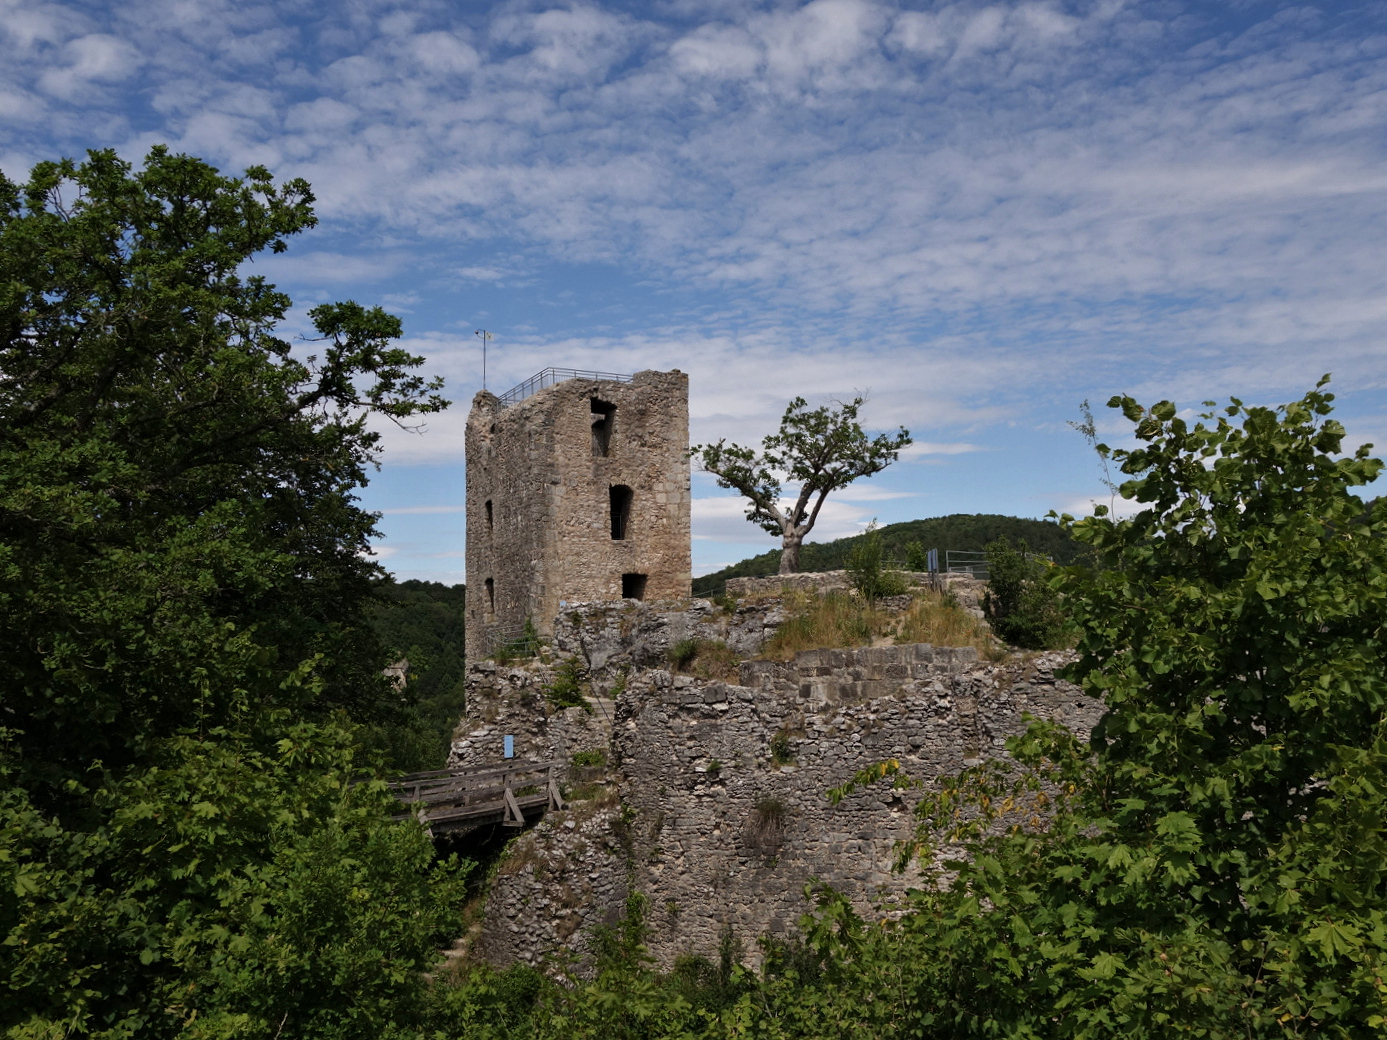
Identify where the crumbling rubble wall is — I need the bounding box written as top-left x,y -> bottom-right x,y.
467,616 -> 1100,970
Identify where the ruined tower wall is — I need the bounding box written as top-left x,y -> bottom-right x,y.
465,370 -> 691,648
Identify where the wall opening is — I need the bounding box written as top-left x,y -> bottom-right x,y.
622,573 -> 648,600
591,399 -> 616,457
485,499 -> 493,532
485,578 -> 495,612
609,485 -> 633,540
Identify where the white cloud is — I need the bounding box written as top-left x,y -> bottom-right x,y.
6,0 -> 1387,578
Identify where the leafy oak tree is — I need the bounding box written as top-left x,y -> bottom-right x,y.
692,396 -> 910,574
0,148 -> 463,1038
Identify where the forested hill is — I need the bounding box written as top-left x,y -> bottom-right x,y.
365,580 -> 468,771
692,513 -> 1080,597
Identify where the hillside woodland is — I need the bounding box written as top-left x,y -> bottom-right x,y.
4,150 -> 1386,1039
693,513 -> 1083,596
365,581 -> 468,772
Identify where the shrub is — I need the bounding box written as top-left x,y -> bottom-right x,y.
668,638 -> 699,669
712,592 -> 739,615
769,731 -> 794,765
982,536 -> 1068,649
904,539 -> 930,572
570,748 -> 606,768
667,638 -> 741,681
542,658 -> 590,712
494,618 -> 542,663
845,521 -> 910,605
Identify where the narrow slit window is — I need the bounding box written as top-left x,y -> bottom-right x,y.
622,573 -> 648,600
485,499 -> 493,532
485,578 -> 495,612
591,399 -> 616,457
609,485 -> 633,540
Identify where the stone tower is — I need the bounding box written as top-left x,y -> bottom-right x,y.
465,368 -> 692,652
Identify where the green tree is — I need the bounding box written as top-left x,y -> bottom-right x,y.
981,535 -> 1067,649
691,397 -> 910,574
837,379 -> 1387,1037
0,147 -> 457,1037
367,581 -> 468,772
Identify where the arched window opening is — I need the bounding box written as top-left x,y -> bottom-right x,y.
609,485 -> 633,540
591,399 -> 616,457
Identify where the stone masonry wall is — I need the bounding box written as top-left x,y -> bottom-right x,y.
465,369 -> 692,648
469,640 -> 1101,971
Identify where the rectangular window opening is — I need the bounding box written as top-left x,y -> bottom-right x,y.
591,399 -> 616,457
485,578 -> 495,612
609,484 -> 633,540
485,499 -> 493,532
622,573 -> 648,600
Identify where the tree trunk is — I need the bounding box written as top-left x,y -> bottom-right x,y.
779,534 -> 802,574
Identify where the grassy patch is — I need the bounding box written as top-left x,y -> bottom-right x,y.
896,589 -> 1008,660
759,590 -> 886,661
668,638 -> 742,682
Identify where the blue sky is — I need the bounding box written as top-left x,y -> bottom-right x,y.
5,0 -> 1386,582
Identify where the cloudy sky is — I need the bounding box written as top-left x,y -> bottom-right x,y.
5,0 -> 1385,581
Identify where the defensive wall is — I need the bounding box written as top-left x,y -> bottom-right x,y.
455,590 -> 1099,971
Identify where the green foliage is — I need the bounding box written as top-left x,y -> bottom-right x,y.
0,148 -> 457,1037
693,513 -> 1080,596
668,638 -> 700,669
831,379 -> 1387,1038
769,732 -> 795,766
760,589 -> 880,660
1,716 -> 470,1040
903,540 -> 930,572
543,659 -> 591,713
363,580 -> 467,772
691,397 -> 911,573
570,749 -> 607,768
665,638 -> 741,681
981,535 -> 1068,648
845,521 -> 910,606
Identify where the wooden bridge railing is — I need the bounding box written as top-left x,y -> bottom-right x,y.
388,759 -> 565,835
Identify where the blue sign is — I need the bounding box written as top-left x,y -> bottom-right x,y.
503,734 -> 514,759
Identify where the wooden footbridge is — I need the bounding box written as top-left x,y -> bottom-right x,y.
389,759 -> 565,836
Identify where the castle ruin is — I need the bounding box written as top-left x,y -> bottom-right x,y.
465,368 -> 692,652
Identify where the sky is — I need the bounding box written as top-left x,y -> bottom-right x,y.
4,0 -> 1386,583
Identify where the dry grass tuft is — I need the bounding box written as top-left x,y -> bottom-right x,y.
757,587 -> 1010,662
895,590 -> 1008,660
745,795 -> 787,850
759,590 -> 886,661
669,638 -> 742,682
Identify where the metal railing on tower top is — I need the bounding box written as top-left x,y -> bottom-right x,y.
496,368 -> 633,407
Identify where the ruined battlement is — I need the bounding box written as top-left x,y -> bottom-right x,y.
464,369 -> 692,651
